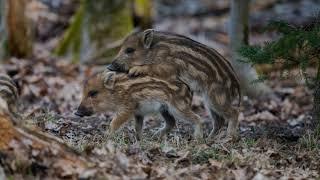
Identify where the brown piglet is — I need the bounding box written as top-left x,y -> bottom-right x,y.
75,70 -> 203,140
107,29 -> 241,139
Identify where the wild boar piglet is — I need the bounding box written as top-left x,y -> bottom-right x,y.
0,74 -> 20,123
75,70 -> 203,140
108,29 -> 241,139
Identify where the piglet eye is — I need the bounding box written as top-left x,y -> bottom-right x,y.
88,90 -> 99,97
125,47 -> 135,54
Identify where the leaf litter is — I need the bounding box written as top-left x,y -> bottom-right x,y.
1,54 -> 318,179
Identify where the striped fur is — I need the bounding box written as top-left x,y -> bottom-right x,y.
108,29 -> 241,138
77,70 -> 203,140
0,74 -> 19,121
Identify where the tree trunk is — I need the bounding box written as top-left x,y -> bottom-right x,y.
0,0 -> 7,59
6,0 -> 33,58
132,0 -> 153,29
314,81 -> 320,128
55,0 -> 134,64
229,0 -> 271,98
313,64 -> 320,130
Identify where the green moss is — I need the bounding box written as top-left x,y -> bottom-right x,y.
191,147 -> 222,164
300,130 -> 320,150
242,137 -> 257,148
55,0 -> 133,63
54,0 -> 84,63
0,38 -> 8,60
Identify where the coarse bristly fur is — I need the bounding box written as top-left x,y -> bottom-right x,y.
107,29 -> 241,139
75,70 -> 203,141
0,74 -> 20,123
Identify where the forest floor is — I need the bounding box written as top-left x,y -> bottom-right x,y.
1,55 -> 319,179
1,0 -> 320,179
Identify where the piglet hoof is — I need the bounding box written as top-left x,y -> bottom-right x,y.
207,128 -> 219,140
217,134 -> 240,144
193,125 -> 204,142
206,128 -> 225,143
228,134 -> 240,142
135,133 -> 142,142
226,130 -> 240,142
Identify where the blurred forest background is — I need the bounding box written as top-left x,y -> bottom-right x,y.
0,0 -> 319,179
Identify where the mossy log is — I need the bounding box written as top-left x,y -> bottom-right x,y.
55,0 -> 134,64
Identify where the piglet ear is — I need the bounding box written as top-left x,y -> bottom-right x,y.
142,29 -> 154,49
102,71 -> 116,90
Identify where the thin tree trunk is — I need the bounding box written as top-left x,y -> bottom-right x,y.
313,63 -> 320,130
314,81 -> 320,128
229,0 -> 271,98
0,0 -> 6,59
132,0 -> 153,29
6,0 -> 33,58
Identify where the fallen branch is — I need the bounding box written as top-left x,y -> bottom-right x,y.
0,107 -> 90,178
